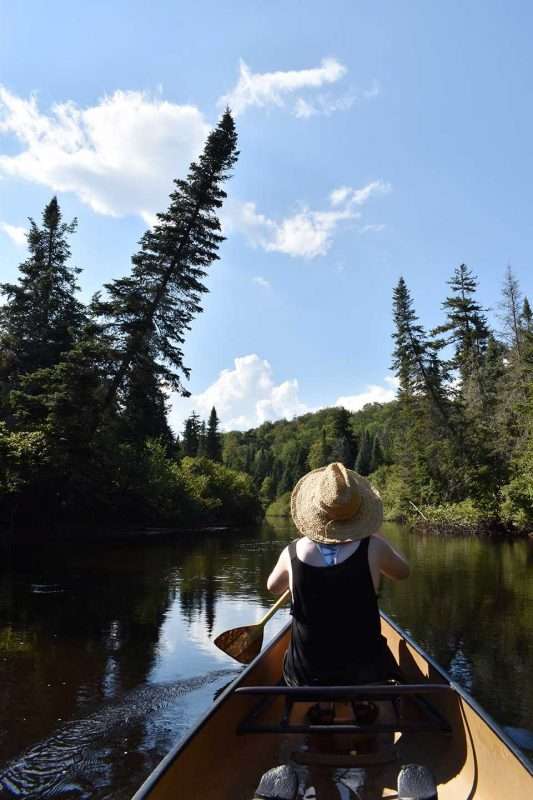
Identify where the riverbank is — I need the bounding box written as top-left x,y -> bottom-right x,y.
265,492 -> 532,537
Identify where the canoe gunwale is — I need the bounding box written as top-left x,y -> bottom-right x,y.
131,621 -> 291,800
381,610 -> 533,777
131,612 -> 533,799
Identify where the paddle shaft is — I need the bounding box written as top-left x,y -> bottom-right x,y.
257,589 -> 290,628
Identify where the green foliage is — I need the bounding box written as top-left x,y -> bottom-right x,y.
179,457 -> 261,524
420,499 -> 488,527
499,426 -> 533,528
265,492 -> 291,518
0,422 -> 50,495
368,464 -> 407,521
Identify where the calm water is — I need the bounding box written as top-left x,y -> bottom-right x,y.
0,521 -> 531,798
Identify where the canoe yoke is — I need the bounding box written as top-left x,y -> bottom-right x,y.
235,683 -> 453,736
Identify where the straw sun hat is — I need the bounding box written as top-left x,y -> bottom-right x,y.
290,462 -> 383,545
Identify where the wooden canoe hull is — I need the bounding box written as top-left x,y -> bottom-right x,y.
132,612 -> 532,799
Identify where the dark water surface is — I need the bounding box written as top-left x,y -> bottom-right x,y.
0,521 -> 531,798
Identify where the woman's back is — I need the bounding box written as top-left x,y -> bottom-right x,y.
284,536 -> 385,685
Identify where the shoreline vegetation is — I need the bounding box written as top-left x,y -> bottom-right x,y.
2,112 -> 533,542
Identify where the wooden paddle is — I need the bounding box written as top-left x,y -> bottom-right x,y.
214,589 -> 290,664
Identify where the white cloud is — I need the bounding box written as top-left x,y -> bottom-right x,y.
253,276 -> 271,289
360,223 -> 386,233
231,180 -> 390,259
0,87 -> 210,222
363,80 -> 381,99
335,376 -> 399,412
0,221 -> 27,246
169,354 -> 309,432
293,93 -> 355,119
218,57 -> 347,117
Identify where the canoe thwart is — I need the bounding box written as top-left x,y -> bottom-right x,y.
235,683 -> 454,698
237,682 -> 452,736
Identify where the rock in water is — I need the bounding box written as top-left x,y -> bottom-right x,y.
254,765 -> 298,799
397,763 -> 438,799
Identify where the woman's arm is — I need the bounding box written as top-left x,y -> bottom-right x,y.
369,534 -> 410,583
267,547 -> 290,595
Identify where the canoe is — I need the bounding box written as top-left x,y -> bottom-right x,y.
132,612 -> 533,799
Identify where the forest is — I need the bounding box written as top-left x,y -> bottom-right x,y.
0,111 -> 260,532
1,107 -> 532,535
211,265 -> 533,533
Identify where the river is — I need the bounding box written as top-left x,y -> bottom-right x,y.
0,521 -> 531,798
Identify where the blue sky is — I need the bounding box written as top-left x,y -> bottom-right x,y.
1,1 -> 533,431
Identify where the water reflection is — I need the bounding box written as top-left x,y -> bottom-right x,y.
0,521 -> 531,798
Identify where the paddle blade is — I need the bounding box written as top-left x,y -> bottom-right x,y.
214,624 -> 264,664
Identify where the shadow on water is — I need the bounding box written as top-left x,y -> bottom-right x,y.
0,669 -> 238,799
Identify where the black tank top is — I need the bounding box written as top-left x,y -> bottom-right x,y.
283,537 -> 389,686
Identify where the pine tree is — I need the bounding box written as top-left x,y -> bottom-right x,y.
368,434 -> 384,474
355,429 -> 372,475
206,406 -> 222,461
392,277 -> 451,426
392,277 -> 430,397
182,412 -> 201,456
328,407 -> 356,466
0,197 -> 86,380
432,264 -> 489,383
197,421 -> 208,457
94,110 -> 239,423
121,347 -> 173,447
499,266 -> 523,357
307,428 -> 330,470
521,297 -> 533,334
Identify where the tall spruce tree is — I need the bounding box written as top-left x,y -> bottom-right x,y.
0,197 -> 86,381
206,406 -> 222,461
182,412 -> 201,456
432,264 -> 489,385
328,407 -> 356,466
355,429 -> 372,475
93,110 -> 238,424
499,266 -> 523,357
392,277 -> 450,425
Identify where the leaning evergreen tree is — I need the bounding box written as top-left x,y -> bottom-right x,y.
93,110 -> 239,427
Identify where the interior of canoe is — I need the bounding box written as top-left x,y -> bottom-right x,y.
133,615 -> 532,799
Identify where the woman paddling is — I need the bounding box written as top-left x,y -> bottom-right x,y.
267,462 -> 410,689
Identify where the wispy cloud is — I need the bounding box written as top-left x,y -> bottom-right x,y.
253,276 -> 271,289
0,221 -> 27,246
218,57 -> 348,117
0,87 -> 210,223
229,180 -> 390,259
